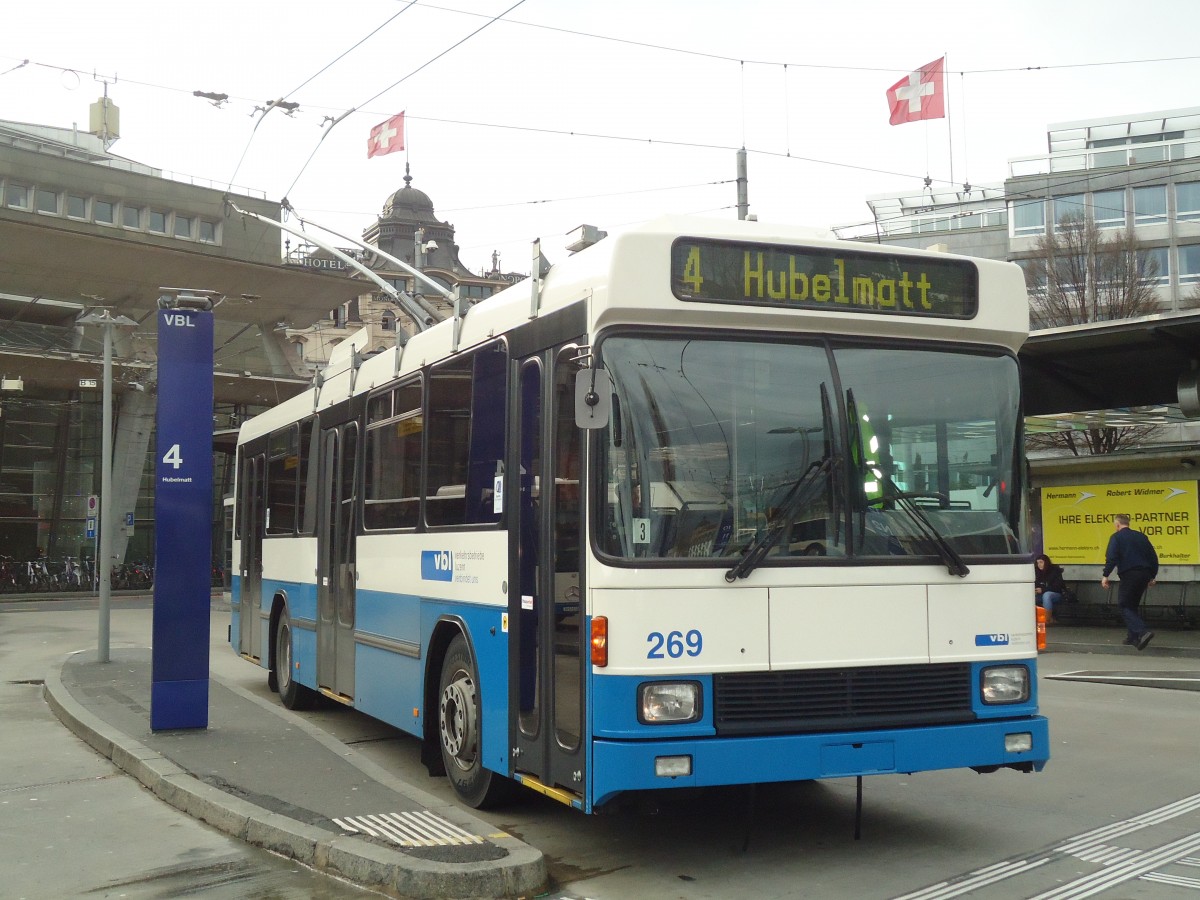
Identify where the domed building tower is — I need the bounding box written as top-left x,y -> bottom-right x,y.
291,165 -> 514,369
363,164 -> 470,278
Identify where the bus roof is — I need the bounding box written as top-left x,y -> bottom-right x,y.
238,215 -> 1028,445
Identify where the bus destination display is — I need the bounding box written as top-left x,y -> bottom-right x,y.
672,238 -> 978,318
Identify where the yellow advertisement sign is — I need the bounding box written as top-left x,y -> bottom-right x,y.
1041,481 -> 1199,565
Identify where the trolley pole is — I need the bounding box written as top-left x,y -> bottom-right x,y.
77,309 -> 136,663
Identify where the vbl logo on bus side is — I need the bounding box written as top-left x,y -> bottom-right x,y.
421,550 -> 454,582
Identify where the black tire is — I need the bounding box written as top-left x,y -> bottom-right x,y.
437,634 -> 513,808
266,603 -> 279,693
274,608 -> 316,710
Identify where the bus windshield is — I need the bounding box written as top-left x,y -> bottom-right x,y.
596,335 -> 1022,564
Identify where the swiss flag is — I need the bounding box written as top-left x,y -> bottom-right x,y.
886,58 -> 945,126
367,112 -> 405,158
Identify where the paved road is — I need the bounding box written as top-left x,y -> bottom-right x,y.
0,598 -> 376,899
208,608 -> 1200,899
4,598 -> 1199,898
265,637 -> 1200,899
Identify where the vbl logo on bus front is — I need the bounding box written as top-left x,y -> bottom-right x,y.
974,633 -> 1011,646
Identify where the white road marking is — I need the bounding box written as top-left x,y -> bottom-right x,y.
1030,830 -> 1200,899
332,811 -> 484,847
893,792 -> 1200,899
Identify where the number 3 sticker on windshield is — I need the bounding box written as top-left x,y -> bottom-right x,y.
632,517 -> 650,544
647,629 -> 703,659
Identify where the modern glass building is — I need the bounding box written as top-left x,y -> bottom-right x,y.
842,107 -> 1200,317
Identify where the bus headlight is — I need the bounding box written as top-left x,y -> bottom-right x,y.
981,665 -> 1030,704
639,682 -> 701,724
1005,732 -> 1033,753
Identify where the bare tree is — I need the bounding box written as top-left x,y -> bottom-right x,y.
1182,281 -> 1200,311
1029,423 -> 1162,457
1022,213 -> 1160,328
1022,212 -> 1162,454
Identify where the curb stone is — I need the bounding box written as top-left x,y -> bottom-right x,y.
43,652 -> 547,899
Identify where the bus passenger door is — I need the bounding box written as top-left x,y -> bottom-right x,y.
238,452 -> 265,660
317,423 -> 358,701
511,347 -> 586,801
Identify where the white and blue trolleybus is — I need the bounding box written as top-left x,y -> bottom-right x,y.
231,215 -> 1049,814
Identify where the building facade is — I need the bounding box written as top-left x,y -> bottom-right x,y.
841,106 -> 1200,451
0,113 -> 515,582
839,108 -> 1200,593
843,107 -> 1200,317
285,168 -> 522,371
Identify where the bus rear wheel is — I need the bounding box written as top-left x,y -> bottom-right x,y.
437,634 -> 512,808
274,608 -> 316,711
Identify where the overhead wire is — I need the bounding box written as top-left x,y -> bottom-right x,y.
3,16 -> 1199,236
407,4 -> 1200,75
434,178 -> 736,214
388,110 -> 932,184
226,0 -> 421,191
0,51 -> 1003,227
21,32 -> 1190,244
0,58 -> 28,78
279,0 -> 529,201
289,2 -> 420,100
3,43 -> 1192,210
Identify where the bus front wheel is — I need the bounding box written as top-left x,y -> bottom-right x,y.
437,634 -> 511,808
274,608 -> 316,711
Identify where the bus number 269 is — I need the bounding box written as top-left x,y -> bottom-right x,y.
647,629 -> 703,659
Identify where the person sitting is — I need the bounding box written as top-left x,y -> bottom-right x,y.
1034,553 -> 1067,624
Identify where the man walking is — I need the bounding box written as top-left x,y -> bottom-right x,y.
1101,514 -> 1158,651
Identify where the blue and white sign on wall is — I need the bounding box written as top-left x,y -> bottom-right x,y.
151,306 -> 214,731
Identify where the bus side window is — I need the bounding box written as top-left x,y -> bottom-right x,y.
465,344 -> 507,525
426,341 -> 508,528
364,380 -> 422,530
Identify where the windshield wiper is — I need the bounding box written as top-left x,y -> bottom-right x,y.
843,387 -> 965,576
726,383 -> 836,582
870,478 -> 970,577
820,383 -> 844,553
845,388 -> 867,552
725,454 -> 833,582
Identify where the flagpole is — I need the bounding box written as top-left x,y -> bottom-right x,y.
945,53 -> 953,192
925,121 -> 932,192
959,67 -> 970,193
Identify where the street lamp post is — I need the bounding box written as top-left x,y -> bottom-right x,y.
78,309 -> 137,663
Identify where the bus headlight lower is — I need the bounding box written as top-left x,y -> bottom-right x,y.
639,682 -> 701,724
981,665 -> 1030,704
1005,732 -> 1033,754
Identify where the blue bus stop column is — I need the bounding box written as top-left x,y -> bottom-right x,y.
151,308 -> 214,730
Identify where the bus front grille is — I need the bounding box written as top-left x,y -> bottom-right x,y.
712,662 -> 974,736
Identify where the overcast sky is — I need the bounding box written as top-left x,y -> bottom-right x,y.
5,0 -> 1200,276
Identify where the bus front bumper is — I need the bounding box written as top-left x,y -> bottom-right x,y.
591,715 -> 1049,809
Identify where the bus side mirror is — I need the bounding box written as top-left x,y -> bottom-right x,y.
575,368 -> 612,429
